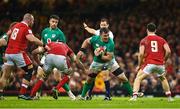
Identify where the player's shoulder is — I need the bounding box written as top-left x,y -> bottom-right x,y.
91,35 -> 100,39
151,35 -> 166,42
43,27 -> 50,31
90,35 -> 100,42
141,36 -> 147,42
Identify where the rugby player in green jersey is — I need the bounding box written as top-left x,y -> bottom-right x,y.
31,15 -> 75,100
77,28 -> 133,100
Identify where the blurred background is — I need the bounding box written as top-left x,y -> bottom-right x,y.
0,0 -> 179,97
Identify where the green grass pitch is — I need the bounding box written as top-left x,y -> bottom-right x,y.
0,96 -> 180,108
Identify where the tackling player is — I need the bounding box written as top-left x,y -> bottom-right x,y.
31,15 -> 74,100
31,41 -> 86,100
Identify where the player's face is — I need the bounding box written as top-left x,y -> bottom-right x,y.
29,16 -> 34,27
49,18 -> 59,29
100,21 -> 109,28
101,32 -> 109,42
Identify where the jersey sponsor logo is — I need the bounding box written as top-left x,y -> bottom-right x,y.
96,44 -> 99,47
52,34 -> 56,38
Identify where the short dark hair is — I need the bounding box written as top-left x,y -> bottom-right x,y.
147,23 -> 156,32
100,27 -> 109,35
101,18 -> 109,24
49,15 -> 60,20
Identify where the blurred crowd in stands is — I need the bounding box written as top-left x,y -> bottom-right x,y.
0,0 -> 179,96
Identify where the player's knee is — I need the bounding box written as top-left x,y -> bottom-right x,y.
37,66 -> 45,79
0,78 -> 8,88
21,64 -> 33,82
112,68 -> 124,76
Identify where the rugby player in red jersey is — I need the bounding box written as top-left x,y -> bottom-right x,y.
31,41 -> 86,100
0,13 -> 43,100
130,23 -> 173,102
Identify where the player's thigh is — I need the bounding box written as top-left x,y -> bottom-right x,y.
100,70 -> 110,81
89,61 -> 104,74
53,68 -> 61,81
142,64 -> 157,75
43,54 -> 54,75
110,58 -> 120,73
1,64 -> 14,79
155,65 -> 165,77
136,69 -> 144,77
5,53 -> 32,68
136,69 -> 148,80
52,54 -> 71,75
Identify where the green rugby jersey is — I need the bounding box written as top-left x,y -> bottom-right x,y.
90,35 -> 114,63
41,27 -> 66,44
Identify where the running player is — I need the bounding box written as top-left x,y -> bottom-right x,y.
78,28 -> 133,100
83,18 -> 113,100
0,13 -> 43,100
0,22 -> 18,100
129,23 -> 173,102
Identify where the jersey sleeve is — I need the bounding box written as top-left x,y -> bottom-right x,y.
161,38 -> 168,45
24,27 -> 33,36
106,40 -> 114,52
140,38 -> 145,46
66,44 -> 74,56
58,29 -> 66,43
90,35 -> 98,45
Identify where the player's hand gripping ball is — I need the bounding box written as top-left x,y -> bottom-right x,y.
94,47 -> 105,56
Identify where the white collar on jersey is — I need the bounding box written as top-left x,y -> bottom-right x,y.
21,21 -> 28,26
148,33 -> 156,36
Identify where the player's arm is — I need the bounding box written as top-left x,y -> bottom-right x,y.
83,22 -> 96,35
0,39 -> 7,47
59,30 -> 66,43
81,37 -> 91,49
67,45 -> 86,71
70,53 -> 86,71
101,52 -> 113,61
77,37 -> 91,60
163,43 -> 171,62
138,45 -> 145,67
32,46 -> 46,55
26,34 -> 43,46
0,33 -> 9,47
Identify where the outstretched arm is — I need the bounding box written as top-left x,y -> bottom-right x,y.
83,22 -> 97,35
26,34 -> 43,46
